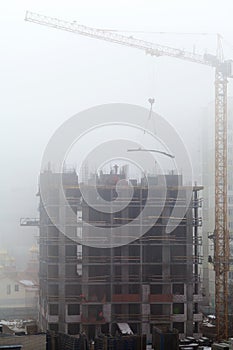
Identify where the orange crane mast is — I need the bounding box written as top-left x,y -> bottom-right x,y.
25,11 -> 233,340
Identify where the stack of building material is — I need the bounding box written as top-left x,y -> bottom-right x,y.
94,334 -> 146,350
152,326 -> 179,350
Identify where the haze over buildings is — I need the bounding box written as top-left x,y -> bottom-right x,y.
1,0 -> 233,263
2,2 -> 233,348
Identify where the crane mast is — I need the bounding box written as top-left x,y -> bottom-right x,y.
214,35 -> 229,338
25,11 -> 233,340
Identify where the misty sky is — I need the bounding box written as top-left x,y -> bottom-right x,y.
1,0 -> 233,267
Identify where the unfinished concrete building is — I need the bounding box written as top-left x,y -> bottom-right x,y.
37,168 -> 203,341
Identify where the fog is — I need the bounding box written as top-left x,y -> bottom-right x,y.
1,0 -> 233,267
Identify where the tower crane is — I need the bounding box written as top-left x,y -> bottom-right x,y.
25,11 -> 233,340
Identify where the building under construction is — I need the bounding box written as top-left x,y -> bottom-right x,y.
36,167 -> 203,342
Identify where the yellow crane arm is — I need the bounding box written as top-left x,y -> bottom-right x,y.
25,11 -> 220,67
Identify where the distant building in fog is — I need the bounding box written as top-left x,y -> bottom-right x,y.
0,274 -> 38,319
0,246 -> 39,319
0,249 -> 16,277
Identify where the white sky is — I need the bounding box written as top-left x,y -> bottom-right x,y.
1,0 -> 233,266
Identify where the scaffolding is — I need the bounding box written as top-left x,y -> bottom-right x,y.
36,169 -> 203,340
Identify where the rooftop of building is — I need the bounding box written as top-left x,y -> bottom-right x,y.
40,165 -> 203,191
